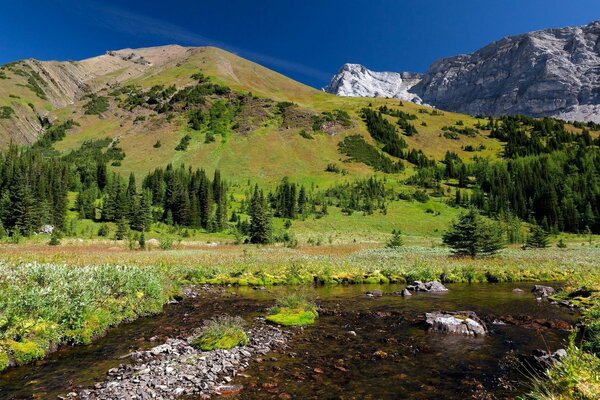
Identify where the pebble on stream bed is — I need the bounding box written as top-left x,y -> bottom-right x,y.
62,322 -> 288,400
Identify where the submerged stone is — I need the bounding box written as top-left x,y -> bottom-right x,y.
425,311 -> 487,336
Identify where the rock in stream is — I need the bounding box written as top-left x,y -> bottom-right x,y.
425,311 -> 487,336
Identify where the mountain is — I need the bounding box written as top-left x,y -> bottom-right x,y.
324,20 -> 600,122
0,45 -> 503,184
323,64 -> 423,103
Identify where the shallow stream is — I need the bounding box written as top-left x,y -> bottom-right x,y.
0,282 -> 577,399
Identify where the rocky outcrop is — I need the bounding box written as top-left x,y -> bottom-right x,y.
324,64 -> 423,103
325,20 -> 600,122
531,285 -> 556,298
406,281 -> 448,293
64,322 -> 287,400
425,311 -> 487,336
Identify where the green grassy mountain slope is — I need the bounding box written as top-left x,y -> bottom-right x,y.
2,45 -> 597,241
0,46 -> 505,183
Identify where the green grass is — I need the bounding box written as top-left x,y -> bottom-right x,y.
523,343 -> 600,400
0,262 -> 174,372
266,294 -> 318,326
190,315 -> 248,351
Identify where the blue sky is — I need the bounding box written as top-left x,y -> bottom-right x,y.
1,0 -> 599,88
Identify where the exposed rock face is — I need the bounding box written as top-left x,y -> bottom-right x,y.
325,20 -> 600,122
324,64 -> 423,103
425,311 -> 487,336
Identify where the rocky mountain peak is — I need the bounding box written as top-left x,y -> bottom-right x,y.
325,20 -> 600,122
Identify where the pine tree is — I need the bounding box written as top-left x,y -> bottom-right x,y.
139,231 -> 146,250
115,217 -> 128,240
249,186 -> 272,244
48,229 -> 61,246
526,225 -> 549,248
386,229 -> 404,248
443,208 -> 504,257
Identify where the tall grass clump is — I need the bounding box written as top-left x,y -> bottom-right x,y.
0,262 -> 173,371
190,316 -> 248,351
266,293 -> 318,326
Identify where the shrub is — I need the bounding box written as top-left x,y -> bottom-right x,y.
153,140 -> 162,148
175,134 -> 192,151
83,94 -> 109,115
190,316 -> 248,351
0,106 -> 14,119
97,224 -> 110,237
159,235 -> 174,250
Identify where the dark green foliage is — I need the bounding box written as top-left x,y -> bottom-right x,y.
299,129 -> 313,139
115,217 -> 128,240
0,70 -> 7,79
0,106 -> 14,119
312,110 -> 352,131
175,134 -> 192,151
113,84 -> 176,112
325,163 -> 341,173
361,108 -> 408,157
271,177 -> 306,219
339,135 -> 404,173
142,165 -> 227,231
442,208 -> 505,257
386,229 -> 404,248
379,106 -> 420,136
526,225 -> 549,249
325,176 -> 389,215
48,230 -> 61,246
489,115 -> 576,158
0,146 -> 69,236
473,146 -> 600,233
441,125 -> 478,137
34,120 -> 77,149
153,140 -> 162,148
11,65 -> 47,99
97,224 -> 110,237
139,231 -> 146,250
83,94 -> 109,115
249,186 -> 272,244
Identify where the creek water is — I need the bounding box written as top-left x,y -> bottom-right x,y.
0,282 -> 577,399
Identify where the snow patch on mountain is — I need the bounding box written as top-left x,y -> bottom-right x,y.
323,64 -> 423,103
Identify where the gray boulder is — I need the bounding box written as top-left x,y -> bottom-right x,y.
425,311 -> 487,336
532,285 -> 555,298
406,281 -> 448,293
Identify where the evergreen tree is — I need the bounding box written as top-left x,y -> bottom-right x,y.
386,229 -> 404,248
442,208 -> 504,257
525,225 -> 550,248
115,217 -> 128,240
48,229 -> 61,246
139,231 -> 146,250
249,186 -> 272,244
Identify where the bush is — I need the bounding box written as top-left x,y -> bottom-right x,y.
0,106 -> 14,119
190,316 -> 248,351
175,134 -> 192,151
159,235 -> 174,250
97,224 -> 110,237
83,94 -> 109,115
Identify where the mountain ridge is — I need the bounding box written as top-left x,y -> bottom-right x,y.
325,19 -> 600,122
